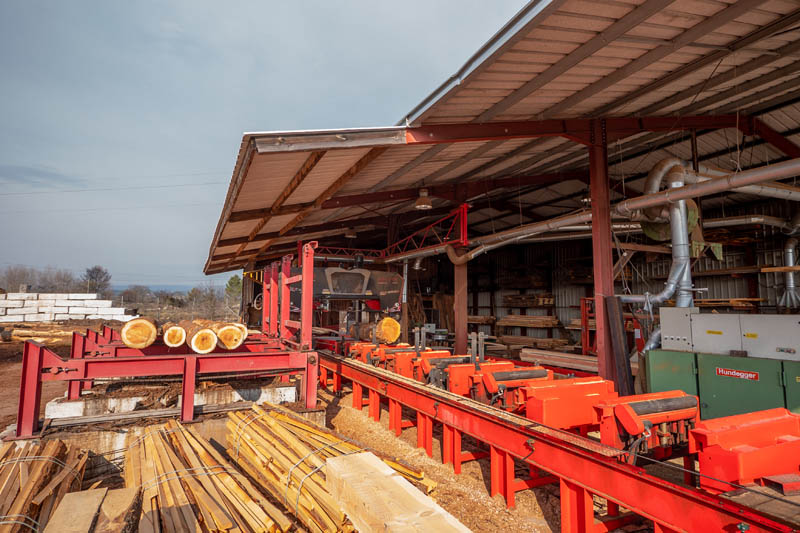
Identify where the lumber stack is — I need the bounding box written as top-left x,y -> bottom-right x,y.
0,292 -> 136,324
503,293 -> 554,307
520,348 -> 639,376
496,314 -> 559,328
124,420 -> 292,533
467,315 -> 495,325
227,404 -> 436,533
0,439 -> 88,533
43,487 -> 140,533
499,335 -> 568,350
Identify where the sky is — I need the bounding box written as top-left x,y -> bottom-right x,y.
0,1 -> 524,288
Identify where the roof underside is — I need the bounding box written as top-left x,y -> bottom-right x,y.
205,0 -> 800,274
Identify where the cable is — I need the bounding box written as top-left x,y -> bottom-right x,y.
0,181 -> 226,197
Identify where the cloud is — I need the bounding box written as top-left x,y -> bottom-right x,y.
0,164 -> 85,187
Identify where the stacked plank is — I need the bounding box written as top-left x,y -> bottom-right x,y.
499,335 -> 568,350
503,293 -> 554,307
496,314 -> 559,328
520,348 -> 639,376
467,315 -> 495,325
227,404 -> 436,533
0,439 -> 88,533
124,420 -> 292,533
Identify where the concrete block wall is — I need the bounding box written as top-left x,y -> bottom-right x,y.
0,293 -> 137,323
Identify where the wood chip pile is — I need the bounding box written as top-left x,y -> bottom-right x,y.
124,420 -> 292,533
0,439 -> 88,533
227,404 -> 435,533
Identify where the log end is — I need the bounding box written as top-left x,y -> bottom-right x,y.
163,325 -> 186,348
120,318 -> 158,349
190,328 -> 217,354
216,325 -> 245,350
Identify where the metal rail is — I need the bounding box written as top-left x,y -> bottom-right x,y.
318,352 -> 795,533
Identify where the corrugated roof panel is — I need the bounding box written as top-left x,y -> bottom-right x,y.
283,147 -> 372,205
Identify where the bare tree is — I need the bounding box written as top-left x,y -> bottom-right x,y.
82,265 -> 112,298
0,265 -> 38,292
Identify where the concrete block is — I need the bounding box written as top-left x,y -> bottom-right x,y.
24,314 -> 43,322
7,308 -> 30,315
55,314 -> 70,320
5,293 -> 37,300
0,293 -> 5,300
38,313 -> 54,321
93,307 -> 125,315
54,299 -> 71,307
0,300 -> 24,308
37,294 -> 60,300
0,308 -> 4,316
69,307 -> 98,314
118,315 -> 139,321
0,316 -> 18,323
38,306 -> 67,313
68,293 -> 97,300
94,300 -> 112,308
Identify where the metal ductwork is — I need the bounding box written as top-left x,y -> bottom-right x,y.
779,236 -> 800,309
619,162 -> 694,311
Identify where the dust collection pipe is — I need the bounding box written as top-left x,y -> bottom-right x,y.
779,236 -> 800,309
440,158 -> 800,266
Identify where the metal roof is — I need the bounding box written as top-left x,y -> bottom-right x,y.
205,0 -> 800,274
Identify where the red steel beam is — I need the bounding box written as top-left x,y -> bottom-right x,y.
589,120 -> 616,383
405,115 -> 744,146
319,354 -> 793,532
749,118 -> 800,159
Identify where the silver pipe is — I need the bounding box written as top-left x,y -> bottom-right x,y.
779,237 -> 799,309
696,163 -> 800,201
642,329 -> 662,352
619,166 -> 693,309
615,158 -> 800,217
396,159 -> 800,266
703,215 -> 793,231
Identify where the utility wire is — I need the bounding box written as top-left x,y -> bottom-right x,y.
0,181 -> 227,197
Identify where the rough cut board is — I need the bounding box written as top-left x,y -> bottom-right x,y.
43,488 -> 108,533
326,451 -> 470,533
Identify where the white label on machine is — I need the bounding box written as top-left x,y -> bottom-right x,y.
715,367 -> 759,381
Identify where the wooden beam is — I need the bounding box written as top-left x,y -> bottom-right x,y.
761,265 -> 800,273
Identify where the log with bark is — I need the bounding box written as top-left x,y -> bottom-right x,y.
161,321 -> 186,348
180,320 -> 218,354
120,317 -> 158,349
192,319 -> 245,350
353,316 -> 401,344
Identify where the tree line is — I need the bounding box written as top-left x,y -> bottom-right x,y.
0,265 -> 242,320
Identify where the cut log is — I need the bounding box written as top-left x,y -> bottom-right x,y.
355,317 -> 401,344
192,320 -> 245,350
161,322 -> 186,348
119,317 -> 158,349
232,322 -> 248,340
180,320 -> 217,354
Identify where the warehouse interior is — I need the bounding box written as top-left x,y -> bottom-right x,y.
7,1 -> 800,532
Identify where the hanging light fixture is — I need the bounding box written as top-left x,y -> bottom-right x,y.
344,228 -> 357,239
414,188 -> 433,210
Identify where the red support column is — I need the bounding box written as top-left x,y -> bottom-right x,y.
352,382 -> 363,409
443,424 -> 453,464
332,372 -> 342,393
304,353 -> 318,409
181,356 -> 198,422
280,255 -> 293,340
16,342 -> 44,438
300,242 -> 317,351
453,428 -> 463,474
262,265 -> 269,334
504,450 -> 516,508
490,445 -> 505,499
389,399 -> 402,436
368,389 -> 380,422
68,332 -> 85,400
589,119 -> 615,382
454,258 -> 468,355
417,412 -> 433,457
560,478 -> 594,533
268,262 -> 280,337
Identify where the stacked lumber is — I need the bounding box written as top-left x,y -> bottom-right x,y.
467,315 -> 495,325
520,348 -> 639,376
227,404 -> 436,533
0,439 -> 88,533
496,314 -> 559,328
432,293 -> 454,332
0,292 -> 136,324
567,318 -> 634,331
499,336 -> 568,350
503,293 -> 554,307
124,420 -> 292,533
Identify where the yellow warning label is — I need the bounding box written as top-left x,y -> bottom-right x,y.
706,330 -> 723,335
796,376 -> 800,383
744,332 -> 758,339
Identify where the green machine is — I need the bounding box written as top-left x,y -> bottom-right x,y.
646,308 -> 800,419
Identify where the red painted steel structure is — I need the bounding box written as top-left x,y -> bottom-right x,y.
318,353 -> 794,532
14,243 -> 321,439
